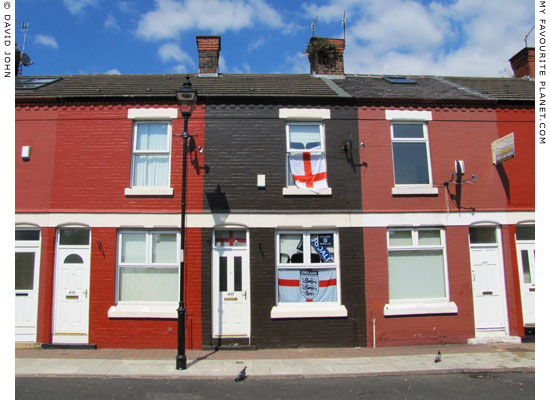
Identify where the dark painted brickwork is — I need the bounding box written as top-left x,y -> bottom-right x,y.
203,103 -> 361,212
201,227 -> 366,349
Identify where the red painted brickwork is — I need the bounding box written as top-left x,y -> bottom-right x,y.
15,108 -> 58,212
36,227 -> 56,344
358,105 -> 508,213
495,107 -> 535,210
88,228 -> 203,349
15,102 -> 205,214
364,226 -> 475,347
500,225 -> 525,336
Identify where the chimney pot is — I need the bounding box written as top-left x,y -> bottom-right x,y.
196,36 -> 221,77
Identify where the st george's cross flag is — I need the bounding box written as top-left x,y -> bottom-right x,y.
289,152 -> 328,193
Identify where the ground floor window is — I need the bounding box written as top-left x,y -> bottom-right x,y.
117,230 -> 179,302
276,231 -> 340,304
387,228 -> 449,302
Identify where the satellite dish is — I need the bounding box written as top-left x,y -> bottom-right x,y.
21,52 -> 33,66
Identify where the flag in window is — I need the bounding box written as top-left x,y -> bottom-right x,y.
289,152 -> 328,193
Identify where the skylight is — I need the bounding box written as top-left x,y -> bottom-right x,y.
15,77 -> 61,89
383,76 -> 417,84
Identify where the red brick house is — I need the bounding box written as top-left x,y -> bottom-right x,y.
15,36 -> 534,349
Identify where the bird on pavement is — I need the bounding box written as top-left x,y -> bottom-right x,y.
235,366 -> 247,381
434,351 -> 442,363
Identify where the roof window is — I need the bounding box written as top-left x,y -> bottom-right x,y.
15,77 -> 61,89
383,76 -> 417,84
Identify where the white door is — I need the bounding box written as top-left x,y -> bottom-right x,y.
15,247 -> 41,342
53,229 -> 91,344
212,247 -> 250,338
516,243 -> 535,326
469,227 -> 508,335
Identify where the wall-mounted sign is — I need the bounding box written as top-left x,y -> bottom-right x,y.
491,132 -> 515,164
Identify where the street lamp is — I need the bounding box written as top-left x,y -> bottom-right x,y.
175,76 -> 197,370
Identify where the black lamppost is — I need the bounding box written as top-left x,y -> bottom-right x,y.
175,76 -> 197,370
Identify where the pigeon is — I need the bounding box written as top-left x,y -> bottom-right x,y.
235,366 -> 247,382
434,351 -> 442,363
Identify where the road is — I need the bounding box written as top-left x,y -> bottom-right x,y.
16,372 -> 534,400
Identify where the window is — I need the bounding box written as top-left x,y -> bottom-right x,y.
125,108 -> 178,196
279,108 -> 331,195
130,122 -> 171,188
386,110 -> 437,195
384,228 -> 457,316
285,123 -> 329,193
272,230 -> 347,318
116,231 -> 179,303
391,123 -> 432,185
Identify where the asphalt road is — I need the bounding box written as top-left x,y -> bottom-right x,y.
16,372 -> 534,400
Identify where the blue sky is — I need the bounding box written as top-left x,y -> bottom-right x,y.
15,0 -> 535,77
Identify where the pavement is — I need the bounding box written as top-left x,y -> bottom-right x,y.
15,342 -> 535,380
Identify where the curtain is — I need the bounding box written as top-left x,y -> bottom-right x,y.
119,267 -> 178,302
388,250 -> 446,300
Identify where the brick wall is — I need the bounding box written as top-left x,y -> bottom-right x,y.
16,101 -> 205,214
364,226 -> 475,347
495,106 -> 535,209
358,105 -> 508,212
89,227 -> 203,349
204,102 -> 361,212
201,227 -> 366,348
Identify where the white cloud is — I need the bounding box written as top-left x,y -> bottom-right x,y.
63,0 -> 97,15
248,37 -> 265,52
104,14 -> 120,31
137,0 -> 285,40
302,0 -> 534,77
105,68 -> 121,74
158,42 -> 195,72
34,34 -> 59,49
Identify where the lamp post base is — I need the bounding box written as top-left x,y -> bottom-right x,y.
176,355 -> 187,370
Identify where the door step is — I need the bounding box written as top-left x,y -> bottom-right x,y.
42,343 -> 97,350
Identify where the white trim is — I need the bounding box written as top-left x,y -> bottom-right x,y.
270,304 -> 348,319
392,186 -> 439,195
108,304 -> 177,319
385,110 -> 433,121
127,108 -> 178,120
283,187 -> 332,196
124,187 -> 174,196
279,108 -> 331,121
384,302 -> 457,316
15,211 -> 535,229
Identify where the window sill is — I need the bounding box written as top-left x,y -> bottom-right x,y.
270,304 -> 348,319
125,187 -> 174,196
108,304 -> 177,319
282,187 -> 332,196
383,301 -> 457,316
392,186 -> 438,196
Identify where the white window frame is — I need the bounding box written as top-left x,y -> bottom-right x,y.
386,110 -> 438,196
271,230 -> 347,318
279,108 -> 332,196
125,108 -> 178,196
384,227 -> 457,316
108,229 -> 180,319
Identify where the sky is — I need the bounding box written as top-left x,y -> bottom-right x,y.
14,0 -> 535,78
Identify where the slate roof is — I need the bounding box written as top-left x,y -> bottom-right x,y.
14,74 -> 340,99
15,72 -> 534,103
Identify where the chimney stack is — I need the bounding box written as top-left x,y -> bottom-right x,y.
307,37 -> 345,78
509,47 -> 535,79
196,36 -> 221,77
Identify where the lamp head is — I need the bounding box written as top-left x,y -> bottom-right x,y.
176,76 -> 197,117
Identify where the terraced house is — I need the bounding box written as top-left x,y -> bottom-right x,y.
15,36 -> 534,350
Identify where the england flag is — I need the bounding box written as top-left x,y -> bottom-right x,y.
289,152 -> 328,193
